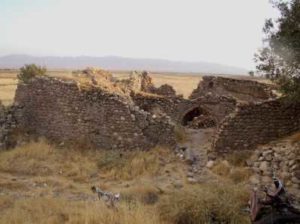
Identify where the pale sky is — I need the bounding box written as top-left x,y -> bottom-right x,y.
0,0 -> 279,69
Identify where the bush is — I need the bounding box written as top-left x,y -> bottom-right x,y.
211,160 -> 231,177
17,64 -> 46,83
159,183 -> 250,224
97,148 -> 164,180
121,185 -> 160,205
226,151 -> 252,167
174,125 -> 188,143
229,167 -> 252,184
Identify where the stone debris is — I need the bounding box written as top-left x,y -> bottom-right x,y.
247,142 -> 300,191
186,114 -> 216,129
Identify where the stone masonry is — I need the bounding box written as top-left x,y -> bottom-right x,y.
132,92 -> 237,125
12,76 -> 175,150
1,69 -> 298,156
0,102 -> 20,150
213,99 -> 300,153
190,76 -> 276,102
247,141 -> 300,190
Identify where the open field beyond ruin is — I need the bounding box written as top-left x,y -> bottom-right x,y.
0,69 -> 203,106
0,69 -> 272,106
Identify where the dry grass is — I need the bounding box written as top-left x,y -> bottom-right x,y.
0,183 -> 251,224
211,160 -> 231,177
0,141 -> 173,182
0,141 -> 97,183
0,77 -> 17,105
229,167 -> 253,184
0,140 -> 253,224
159,182 -> 250,224
211,159 -> 253,183
289,132 -> 300,144
226,151 -> 252,167
174,125 -> 188,143
0,197 -> 162,224
121,185 -> 161,205
150,73 -> 202,98
97,147 -> 171,180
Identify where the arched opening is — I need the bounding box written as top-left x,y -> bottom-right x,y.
182,107 -> 206,125
182,107 -> 216,129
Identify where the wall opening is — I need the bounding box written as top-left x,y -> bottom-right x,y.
182,107 -> 205,125
182,107 -> 216,129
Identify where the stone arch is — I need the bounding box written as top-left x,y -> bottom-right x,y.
180,105 -> 217,129
181,107 -> 205,124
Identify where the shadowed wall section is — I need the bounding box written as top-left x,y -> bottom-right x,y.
213,99 -> 300,153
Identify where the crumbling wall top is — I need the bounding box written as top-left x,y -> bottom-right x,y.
190,76 -> 277,102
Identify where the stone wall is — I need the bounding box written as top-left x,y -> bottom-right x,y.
0,103 -> 20,150
214,99 -> 300,153
13,77 -> 175,150
0,103 -> 7,149
151,84 -> 177,97
117,71 -> 177,97
247,142 -> 300,190
190,76 -> 276,102
132,93 -> 236,125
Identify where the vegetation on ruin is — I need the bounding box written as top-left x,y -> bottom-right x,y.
17,64 -> 46,83
255,0 -> 300,101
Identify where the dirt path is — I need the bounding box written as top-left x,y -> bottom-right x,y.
177,128 -> 216,183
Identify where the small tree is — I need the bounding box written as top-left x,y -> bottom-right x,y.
248,71 -> 255,77
18,64 -> 47,83
255,0 -> 300,101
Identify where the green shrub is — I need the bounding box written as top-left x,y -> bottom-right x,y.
18,64 -> 46,83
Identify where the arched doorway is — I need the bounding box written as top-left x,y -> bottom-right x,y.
181,107 -> 216,129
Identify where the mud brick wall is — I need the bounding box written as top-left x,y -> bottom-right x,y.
14,77 -> 175,150
190,76 -> 276,102
214,99 -> 300,153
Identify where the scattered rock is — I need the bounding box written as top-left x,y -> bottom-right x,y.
249,175 -> 260,185
186,172 -> 194,178
187,177 -> 197,184
291,177 -> 300,184
206,160 -> 214,168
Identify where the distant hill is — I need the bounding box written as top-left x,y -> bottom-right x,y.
0,55 -> 248,75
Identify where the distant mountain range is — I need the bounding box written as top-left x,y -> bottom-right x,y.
0,55 -> 248,75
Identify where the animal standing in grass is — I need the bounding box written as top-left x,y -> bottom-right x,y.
91,186 -> 120,208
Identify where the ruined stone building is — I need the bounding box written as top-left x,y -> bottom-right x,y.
0,69 -> 299,155
0,70 -> 176,151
